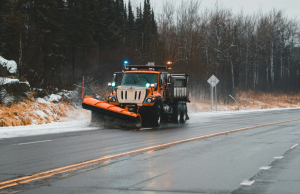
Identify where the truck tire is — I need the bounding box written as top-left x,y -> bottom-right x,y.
173,104 -> 181,124
180,104 -> 187,123
151,104 -> 162,127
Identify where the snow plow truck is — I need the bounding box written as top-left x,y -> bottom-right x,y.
82,62 -> 190,129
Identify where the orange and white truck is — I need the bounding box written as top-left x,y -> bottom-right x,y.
82,63 -> 190,129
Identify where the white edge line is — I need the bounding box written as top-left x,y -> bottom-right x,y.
274,156 -> 284,159
15,140 -> 52,146
140,128 -> 152,130
240,180 -> 255,186
260,166 -> 272,170
290,144 -> 299,149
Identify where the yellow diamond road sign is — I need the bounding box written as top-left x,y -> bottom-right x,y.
207,75 -> 219,87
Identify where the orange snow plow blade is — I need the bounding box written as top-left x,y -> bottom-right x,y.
82,96 -> 142,129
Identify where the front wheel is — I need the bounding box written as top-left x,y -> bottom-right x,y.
151,105 -> 162,127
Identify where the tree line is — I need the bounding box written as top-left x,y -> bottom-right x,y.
159,1 -> 300,102
0,0 -> 159,90
1,0 -> 300,102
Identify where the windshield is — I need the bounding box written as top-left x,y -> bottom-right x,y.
121,73 -> 158,86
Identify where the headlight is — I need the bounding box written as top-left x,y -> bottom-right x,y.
108,96 -> 118,102
144,97 -> 156,103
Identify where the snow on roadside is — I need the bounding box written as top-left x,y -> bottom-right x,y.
1,88 -> 299,139
0,98 -> 89,127
0,119 -> 99,139
0,88 -> 83,127
188,107 -> 300,125
1,106 -> 300,140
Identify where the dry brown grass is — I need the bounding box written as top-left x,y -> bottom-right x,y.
0,99 -> 83,127
235,90 -> 300,109
188,90 -> 300,113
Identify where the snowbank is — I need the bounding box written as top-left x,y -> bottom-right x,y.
0,56 -> 17,74
0,77 -> 30,87
0,119 -> 98,139
0,98 -> 89,127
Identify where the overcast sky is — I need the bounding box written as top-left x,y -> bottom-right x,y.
127,0 -> 299,19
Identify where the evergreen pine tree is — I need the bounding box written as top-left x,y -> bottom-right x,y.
127,0 -> 135,47
135,4 -> 143,59
142,0 -> 150,54
0,0 -> 11,55
77,0 -> 94,76
2,2 -> 23,64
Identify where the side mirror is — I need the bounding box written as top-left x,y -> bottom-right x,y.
108,82 -> 116,87
113,73 -> 117,83
151,83 -> 158,88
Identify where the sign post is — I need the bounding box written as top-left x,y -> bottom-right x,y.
211,85 -> 213,110
207,75 -> 219,111
215,83 -> 217,110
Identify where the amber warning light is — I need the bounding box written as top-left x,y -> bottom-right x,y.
166,61 -> 172,65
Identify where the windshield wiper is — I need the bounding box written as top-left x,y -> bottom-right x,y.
142,76 -> 150,83
131,75 -> 137,83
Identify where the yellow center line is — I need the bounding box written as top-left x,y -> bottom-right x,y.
1,118 -> 300,190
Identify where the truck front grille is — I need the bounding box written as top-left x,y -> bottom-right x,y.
117,89 -> 146,104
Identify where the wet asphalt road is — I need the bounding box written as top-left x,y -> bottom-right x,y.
1,109 -> 300,193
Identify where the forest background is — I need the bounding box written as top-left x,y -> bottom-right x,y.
1,0 -> 300,103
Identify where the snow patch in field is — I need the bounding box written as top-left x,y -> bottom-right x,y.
45,94 -> 62,102
43,90 -> 76,102
37,98 -> 50,104
0,56 -> 17,74
35,110 -> 47,118
57,90 -> 77,99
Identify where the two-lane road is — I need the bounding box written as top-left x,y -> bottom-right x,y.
1,108 -> 300,193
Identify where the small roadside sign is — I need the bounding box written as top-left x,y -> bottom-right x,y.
207,75 -> 219,87
207,75 -> 219,111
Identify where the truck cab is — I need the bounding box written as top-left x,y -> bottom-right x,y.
107,64 -> 189,127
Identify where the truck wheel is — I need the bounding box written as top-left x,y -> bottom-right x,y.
180,104 -> 187,123
151,104 -> 162,127
173,104 -> 181,124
